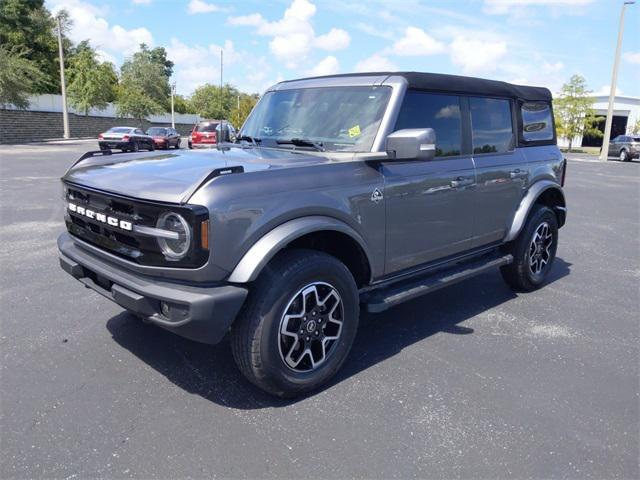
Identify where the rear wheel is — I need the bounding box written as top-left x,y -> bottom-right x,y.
132,141 -> 139,152
231,249 -> 359,397
501,205 -> 558,292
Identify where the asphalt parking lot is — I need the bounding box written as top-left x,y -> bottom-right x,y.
1,141 -> 638,479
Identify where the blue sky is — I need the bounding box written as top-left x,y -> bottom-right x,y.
47,0 -> 640,97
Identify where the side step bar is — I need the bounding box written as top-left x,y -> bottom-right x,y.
362,253 -> 513,313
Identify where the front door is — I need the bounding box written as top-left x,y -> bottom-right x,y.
382,90 -> 476,275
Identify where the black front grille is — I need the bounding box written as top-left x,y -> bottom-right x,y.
64,183 -> 208,268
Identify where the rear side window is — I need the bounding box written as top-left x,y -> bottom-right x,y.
395,91 -> 462,157
521,102 -> 554,142
470,97 -> 513,154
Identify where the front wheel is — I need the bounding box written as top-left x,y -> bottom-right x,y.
501,205 -> 558,292
620,150 -> 629,162
231,249 -> 359,397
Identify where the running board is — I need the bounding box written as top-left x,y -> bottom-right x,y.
362,253 -> 513,313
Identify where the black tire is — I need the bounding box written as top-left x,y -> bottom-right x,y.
132,141 -> 139,152
620,149 -> 629,162
500,205 -> 558,292
175,140 -> 181,149
188,142 -> 193,149
231,249 -> 359,398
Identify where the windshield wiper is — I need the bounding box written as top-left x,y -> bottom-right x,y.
236,135 -> 262,146
276,138 -> 325,152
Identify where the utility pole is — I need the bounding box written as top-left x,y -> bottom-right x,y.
56,15 -> 70,139
600,1 -> 635,161
170,82 -> 176,128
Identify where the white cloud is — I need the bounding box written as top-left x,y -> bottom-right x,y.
483,0 -> 595,15
354,54 -> 398,73
95,49 -> 117,65
187,0 -> 225,14
314,28 -> 350,51
307,56 -> 340,76
623,51 -> 640,65
390,26 -> 446,56
227,0 -> 351,68
542,60 -> 564,73
450,36 -> 507,74
594,85 -> 623,96
49,0 -> 153,56
132,0 -> 151,4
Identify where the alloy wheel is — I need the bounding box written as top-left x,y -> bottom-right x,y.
278,282 -> 344,372
620,150 -> 627,162
528,221 -> 553,276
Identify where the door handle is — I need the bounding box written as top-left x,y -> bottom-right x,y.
450,177 -> 475,188
510,169 -> 528,179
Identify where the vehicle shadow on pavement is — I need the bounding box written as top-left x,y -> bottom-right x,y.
106,257 -> 571,409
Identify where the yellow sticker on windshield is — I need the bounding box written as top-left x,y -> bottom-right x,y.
348,125 -> 361,138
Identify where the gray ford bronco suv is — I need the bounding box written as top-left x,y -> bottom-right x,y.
58,72 -> 567,397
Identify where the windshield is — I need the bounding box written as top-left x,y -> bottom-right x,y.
240,86 -> 391,152
107,127 -> 133,133
147,127 -> 168,135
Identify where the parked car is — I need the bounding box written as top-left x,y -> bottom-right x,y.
188,120 -> 236,148
606,134 -> 640,161
146,127 -> 181,150
98,127 -> 154,152
59,71 -> 566,397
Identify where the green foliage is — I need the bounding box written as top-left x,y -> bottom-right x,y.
0,45 -> 48,108
67,41 -> 117,115
631,119 -> 640,135
173,94 -> 196,114
554,75 -> 603,151
0,0 -> 71,94
190,84 -> 258,128
116,44 -> 170,120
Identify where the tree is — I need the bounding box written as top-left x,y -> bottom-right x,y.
630,119 -> 640,135
234,93 -> 260,129
554,75 -> 603,151
0,0 -> 70,94
66,41 -> 117,115
173,94 -> 196,114
116,44 -> 170,121
0,45 -> 47,108
190,84 -> 241,123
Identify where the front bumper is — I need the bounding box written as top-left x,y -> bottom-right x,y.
58,232 -> 247,344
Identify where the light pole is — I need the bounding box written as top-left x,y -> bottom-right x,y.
600,1 -> 635,161
56,15 -> 70,139
170,82 -> 176,128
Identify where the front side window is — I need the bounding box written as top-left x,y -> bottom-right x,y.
470,97 -> 514,154
521,102 -> 554,142
241,86 -> 392,152
394,91 -> 462,157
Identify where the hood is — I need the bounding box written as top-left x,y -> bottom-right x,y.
63,146 -> 333,204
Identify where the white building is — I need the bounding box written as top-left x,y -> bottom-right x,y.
557,95 -> 640,148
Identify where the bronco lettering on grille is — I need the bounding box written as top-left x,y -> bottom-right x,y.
68,202 -> 133,231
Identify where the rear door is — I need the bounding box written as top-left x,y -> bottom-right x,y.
383,91 -> 476,274
469,97 -> 526,248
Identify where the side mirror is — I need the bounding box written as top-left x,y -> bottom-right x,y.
386,128 -> 436,161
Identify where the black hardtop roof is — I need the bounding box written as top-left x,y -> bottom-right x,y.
283,71 -> 552,102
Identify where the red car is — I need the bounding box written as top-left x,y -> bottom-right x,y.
146,127 -> 181,149
188,120 -> 236,148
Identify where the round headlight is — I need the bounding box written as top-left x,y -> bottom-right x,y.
156,212 -> 191,260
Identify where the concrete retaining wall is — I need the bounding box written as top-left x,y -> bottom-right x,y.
0,110 -> 196,144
